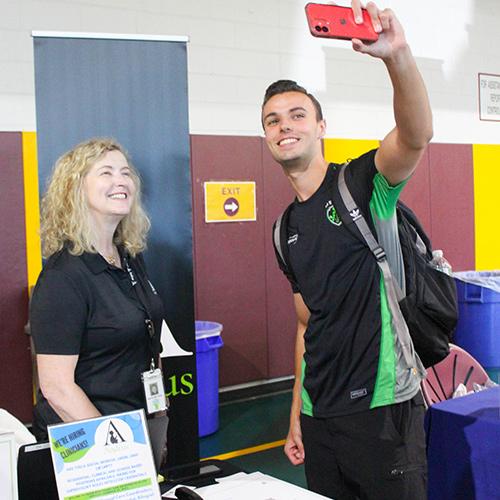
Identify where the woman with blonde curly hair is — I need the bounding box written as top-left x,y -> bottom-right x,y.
30,138 -> 168,454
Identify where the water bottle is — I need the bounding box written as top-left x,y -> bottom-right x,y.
431,249 -> 453,275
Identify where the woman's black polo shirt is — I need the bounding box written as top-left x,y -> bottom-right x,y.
30,248 -> 163,431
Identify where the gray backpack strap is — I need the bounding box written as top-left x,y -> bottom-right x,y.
338,163 -> 423,373
273,211 -> 286,266
338,163 -> 387,266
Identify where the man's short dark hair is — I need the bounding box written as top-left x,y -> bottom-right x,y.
262,80 -> 323,122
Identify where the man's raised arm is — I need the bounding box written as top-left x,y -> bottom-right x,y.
350,0 -> 433,185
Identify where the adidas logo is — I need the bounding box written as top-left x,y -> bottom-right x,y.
349,208 -> 361,221
287,234 -> 298,245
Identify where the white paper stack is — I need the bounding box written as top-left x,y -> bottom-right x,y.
162,471 -> 331,500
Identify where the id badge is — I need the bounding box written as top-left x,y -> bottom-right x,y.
141,368 -> 167,415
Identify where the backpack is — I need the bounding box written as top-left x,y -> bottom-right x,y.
392,202 -> 458,367
273,163 -> 458,368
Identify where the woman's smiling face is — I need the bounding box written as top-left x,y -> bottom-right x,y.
83,149 -> 136,223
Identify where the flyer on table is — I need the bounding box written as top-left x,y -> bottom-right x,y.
48,409 -> 160,499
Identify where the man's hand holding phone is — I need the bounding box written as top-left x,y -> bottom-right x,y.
306,1 -> 409,63
349,0 -> 408,61
305,2 -> 379,42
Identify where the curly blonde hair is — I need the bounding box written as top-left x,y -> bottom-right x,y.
40,138 -> 150,258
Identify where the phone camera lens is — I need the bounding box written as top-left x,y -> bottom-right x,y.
322,26 -> 329,32
315,25 -> 322,32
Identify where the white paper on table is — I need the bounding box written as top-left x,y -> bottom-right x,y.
162,484 -> 197,497
160,320 -> 193,358
195,472 -> 330,500
0,432 -> 18,500
214,471 -> 249,482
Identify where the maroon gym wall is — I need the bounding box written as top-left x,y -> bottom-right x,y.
0,134 -> 479,423
428,143 -> 475,271
400,147 -> 432,234
192,139 -> 476,388
191,135 -> 273,386
0,132 -> 33,421
261,143 -> 297,379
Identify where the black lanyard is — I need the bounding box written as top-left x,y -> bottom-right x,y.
123,256 -> 158,369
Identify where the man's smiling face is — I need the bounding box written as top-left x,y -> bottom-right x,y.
262,91 -> 325,167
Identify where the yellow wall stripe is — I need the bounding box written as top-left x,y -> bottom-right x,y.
472,144 -> 500,270
202,439 -> 286,461
22,132 -> 42,293
324,138 -> 380,164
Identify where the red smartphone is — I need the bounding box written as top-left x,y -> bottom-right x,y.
305,3 -> 379,42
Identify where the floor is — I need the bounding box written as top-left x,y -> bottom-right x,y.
199,390 -> 307,489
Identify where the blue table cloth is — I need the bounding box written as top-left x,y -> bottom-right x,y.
425,386 -> 500,500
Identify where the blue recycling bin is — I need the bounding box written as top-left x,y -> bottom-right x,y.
454,272 -> 500,382
195,321 -> 224,437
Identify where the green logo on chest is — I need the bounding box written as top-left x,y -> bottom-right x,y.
326,201 -> 342,226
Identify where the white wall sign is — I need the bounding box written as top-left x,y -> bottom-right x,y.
479,73 -> 500,122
